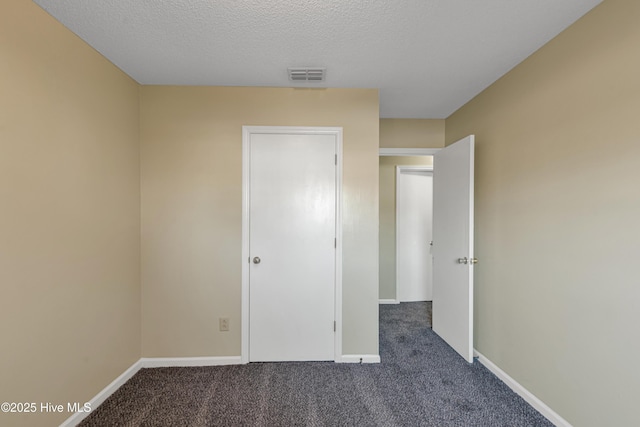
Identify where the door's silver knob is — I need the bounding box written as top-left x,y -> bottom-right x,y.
253,256 -> 261,264
470,258 -> 478,265
457,257 -> 468,264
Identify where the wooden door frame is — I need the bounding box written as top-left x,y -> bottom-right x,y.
241,126 -> 343,364
395,165 -> 434,302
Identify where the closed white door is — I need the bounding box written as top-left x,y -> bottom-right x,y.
248,132 -> 337,362
397,168 -> 433,302
432,135 -> 475,362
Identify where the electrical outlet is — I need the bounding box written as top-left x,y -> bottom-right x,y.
219,318 -> 229,332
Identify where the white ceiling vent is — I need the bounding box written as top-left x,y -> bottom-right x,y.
288,68 -> 326,82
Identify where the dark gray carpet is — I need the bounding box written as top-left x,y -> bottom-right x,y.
80,302 -> 552,426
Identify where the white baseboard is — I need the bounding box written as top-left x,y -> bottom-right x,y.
59,359 -> 142,427
337,354 -> 381,364
140,356 -> 243,368
474,350 -> 572,427
379,299 -> 400,304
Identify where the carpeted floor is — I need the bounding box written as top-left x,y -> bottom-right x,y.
80,302 -> 552,426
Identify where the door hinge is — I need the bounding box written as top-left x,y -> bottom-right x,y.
334,321 -> 336,332
334,238 -> 337,248
335,154 -> 337,165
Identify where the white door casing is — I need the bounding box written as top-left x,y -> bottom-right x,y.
241,126 -> 343,363
396,166 -> 434,302
432,135 -> 475,363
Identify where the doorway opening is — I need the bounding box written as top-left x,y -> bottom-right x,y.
379,151 -> 436,332
379,149 -> 438,306
378,136 -> 475,363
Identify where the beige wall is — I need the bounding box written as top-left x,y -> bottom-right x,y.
446,0 -> 640,425
0,1 -> 141,426
379,156 -> 433,300
141,87 -> 380,357
380,119 -> 445,148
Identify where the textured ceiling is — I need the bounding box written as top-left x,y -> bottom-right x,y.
33,0 -> 602,118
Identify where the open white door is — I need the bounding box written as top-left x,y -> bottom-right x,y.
432,135 -> 475,362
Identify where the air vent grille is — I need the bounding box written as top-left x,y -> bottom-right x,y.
288,68 -> 326,82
